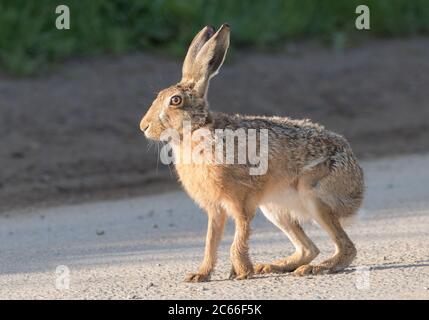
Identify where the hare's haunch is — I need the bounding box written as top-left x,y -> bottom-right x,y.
140,24 -> 364,282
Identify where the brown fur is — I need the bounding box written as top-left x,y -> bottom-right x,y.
140,25 -> 365,282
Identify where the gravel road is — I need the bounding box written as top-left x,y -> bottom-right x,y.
0,153 -> 428,299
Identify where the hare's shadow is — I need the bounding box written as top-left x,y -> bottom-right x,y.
342,259 -> 429,274
211,260 -> 429,282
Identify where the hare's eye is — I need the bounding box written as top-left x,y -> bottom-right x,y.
170,95 -> 182,106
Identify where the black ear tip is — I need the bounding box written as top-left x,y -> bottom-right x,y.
206,25 -> 215,32
222,23 -> 230,29
205,25 -> 215,38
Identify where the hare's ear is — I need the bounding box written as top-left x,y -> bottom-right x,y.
190,24 -> 230,97
182,26 -> 215,83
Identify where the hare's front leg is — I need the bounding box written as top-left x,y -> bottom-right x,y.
185,207 -> 227,282
229,207 -> 255,280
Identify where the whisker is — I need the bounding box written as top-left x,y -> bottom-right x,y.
161,140 -> 175,179
156,141 -> 160,174
167,163 -> 174,179
147,140 -> 155,152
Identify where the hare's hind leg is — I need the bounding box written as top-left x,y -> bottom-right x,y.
294,199 -> 357,276
255,204 -> 319,274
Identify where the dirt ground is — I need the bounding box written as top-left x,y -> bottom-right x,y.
1,37 -> 429,212
0,153 -> 428,299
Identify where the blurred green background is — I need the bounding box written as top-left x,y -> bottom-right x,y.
1,0 -> 429,75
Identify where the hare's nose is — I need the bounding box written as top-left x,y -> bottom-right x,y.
140,120 -> 149,132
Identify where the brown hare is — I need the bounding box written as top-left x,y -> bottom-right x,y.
140,24 -> 364,282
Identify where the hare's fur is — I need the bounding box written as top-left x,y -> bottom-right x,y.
140,25 -> 364,282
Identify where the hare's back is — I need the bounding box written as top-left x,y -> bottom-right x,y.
212,112 -> 351,160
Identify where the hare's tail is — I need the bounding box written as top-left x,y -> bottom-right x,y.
314,151 -> 365,219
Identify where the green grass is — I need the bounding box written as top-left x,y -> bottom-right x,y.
1,0 -> 429,75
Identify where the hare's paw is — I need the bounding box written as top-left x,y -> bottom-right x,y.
255,260 -> 308,274
293,264 -> 330,276
229,266 -> 254,280
255,262 -> 298,274
234,271 -> 253,280
229,266 -> 237,280
255,263 -> 276,274
185,273 -> 210,283
294,252 -> 355,276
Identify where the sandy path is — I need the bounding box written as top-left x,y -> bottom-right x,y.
0,153 -> 428,299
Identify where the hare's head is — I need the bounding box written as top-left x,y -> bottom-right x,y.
140,24 -> 230,140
